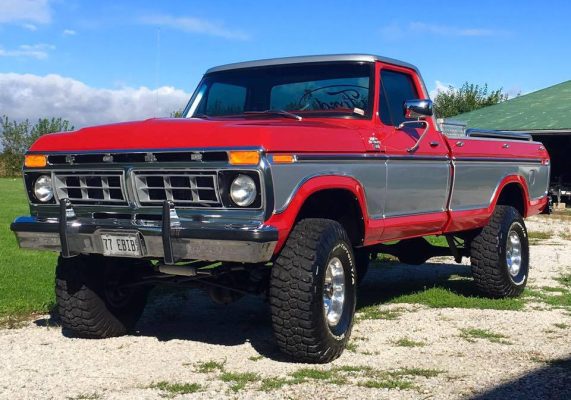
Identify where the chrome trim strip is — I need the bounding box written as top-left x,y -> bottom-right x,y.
27,146 -> 262,155
294,154 -> 449,162
454,157 -> 543,164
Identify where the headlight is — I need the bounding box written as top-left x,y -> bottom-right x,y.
33,175 -> 54,202
230,174 -> 257,207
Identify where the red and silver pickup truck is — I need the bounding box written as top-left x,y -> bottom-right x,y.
11,54 -> 550,363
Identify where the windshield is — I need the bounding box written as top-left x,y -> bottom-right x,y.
184,62 -> 374,119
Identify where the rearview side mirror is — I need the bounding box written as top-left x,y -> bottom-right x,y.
403,99 -> 433,119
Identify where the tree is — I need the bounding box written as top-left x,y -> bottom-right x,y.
0,116 -> 74,176
433,82 -> 508,119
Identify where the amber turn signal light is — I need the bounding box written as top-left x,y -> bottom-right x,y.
24,154 -> 47,168
228,151 -> 260,165
272,154 -> 296,163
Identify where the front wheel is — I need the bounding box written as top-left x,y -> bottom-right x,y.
269,219 -> 357,363
470,205 -> 529,298
56,255 -> 151,338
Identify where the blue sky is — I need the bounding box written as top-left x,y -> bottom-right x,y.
1,0 -> 570,127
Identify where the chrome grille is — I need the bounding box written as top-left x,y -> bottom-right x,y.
53,171 -> 127,205
133,171 -> 221,207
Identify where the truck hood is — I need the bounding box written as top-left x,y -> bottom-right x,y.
30,118 -> 367,153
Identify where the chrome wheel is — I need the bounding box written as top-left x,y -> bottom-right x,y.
323,257 -> 346,327
506,230 -> 522,277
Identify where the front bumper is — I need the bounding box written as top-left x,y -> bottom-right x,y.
11,201 -> 278,264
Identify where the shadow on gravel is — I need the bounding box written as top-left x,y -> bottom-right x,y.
126,260 -> 474,361
469,357 -> 571,399
357,261 -> 475,308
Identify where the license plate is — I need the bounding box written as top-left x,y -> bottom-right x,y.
101,233 -> 142,257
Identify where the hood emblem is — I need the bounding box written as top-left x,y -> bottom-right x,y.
144,153 -> 157,163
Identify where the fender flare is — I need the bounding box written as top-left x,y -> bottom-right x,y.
489,175 -> 531,217
264,175 -> 370,251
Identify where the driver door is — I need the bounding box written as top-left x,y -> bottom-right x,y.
376,66 -> 451,240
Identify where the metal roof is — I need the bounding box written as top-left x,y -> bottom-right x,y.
205,54 -> 420,74
454,80 -> 571,132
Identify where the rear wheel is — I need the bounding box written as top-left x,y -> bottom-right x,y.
470,205 -> 529,298
269,219 -> 357,363
56,255 -> 150,338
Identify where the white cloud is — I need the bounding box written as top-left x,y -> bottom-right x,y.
140,15 -> 250,40
63,29 -> 76,36
0,0 -> 51,24
0,73 -> 192,128
0,43 -> 55,59
22,23 -> 38,31
381,21 -> 508,41
429,80 -> 452,99
409,22 -> 505,37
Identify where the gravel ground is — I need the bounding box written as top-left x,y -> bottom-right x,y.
1,214 -> 570,400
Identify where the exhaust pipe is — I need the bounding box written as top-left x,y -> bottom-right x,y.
158,264 -> 197,277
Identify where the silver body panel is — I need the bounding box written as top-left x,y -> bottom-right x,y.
270,156 -> 549,219
385,160 -> 450,217
450,161 -> 549,211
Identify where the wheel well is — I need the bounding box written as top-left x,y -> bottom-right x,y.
496,183 -> 526,216
296,189 -> 364,246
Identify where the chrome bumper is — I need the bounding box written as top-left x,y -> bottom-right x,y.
11,201 -> 278,264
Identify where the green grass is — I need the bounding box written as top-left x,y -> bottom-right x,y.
256,365 -> 443,392
460,328 -> 512,344
195,360 -> 225,373
527,277 -> 571,309
220,372 -> 259,392
357,306 -> 403,320
528,231 -> 553,240
149,381 -> 202,396
0,178 -> 57,321
555,274 -> 571,288
259,377 -> 290,391
290,368 -> 334,381
388,287 -> 524,310
66,394 -> 100,400
360,378 -> 414,390
393,337 -> 426,347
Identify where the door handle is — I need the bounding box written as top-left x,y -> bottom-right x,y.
429,141 -> 439,147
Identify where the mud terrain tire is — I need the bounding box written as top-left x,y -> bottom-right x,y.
270,219 -> 357,363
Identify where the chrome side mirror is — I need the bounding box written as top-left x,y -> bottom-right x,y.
398,99 -> 433,153
403,99 -> 433,119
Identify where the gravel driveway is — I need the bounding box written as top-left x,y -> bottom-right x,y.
1,215 -> 570,400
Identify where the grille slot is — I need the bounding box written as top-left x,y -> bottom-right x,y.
134,171 -> 221,207
53,171 -> 127,205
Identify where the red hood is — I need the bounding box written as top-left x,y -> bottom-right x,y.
30,118 -> 368,153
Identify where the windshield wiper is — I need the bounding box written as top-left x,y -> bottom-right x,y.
243,110 -> 302,121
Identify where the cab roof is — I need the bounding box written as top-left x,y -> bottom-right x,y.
205,54 -> 420,75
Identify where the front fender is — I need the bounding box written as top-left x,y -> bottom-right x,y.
264,175 -> 370,253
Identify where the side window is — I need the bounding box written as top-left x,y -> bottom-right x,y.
205,82 -> 246,116
379,70 -> 419,126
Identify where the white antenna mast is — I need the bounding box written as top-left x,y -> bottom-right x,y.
155,28 -> 161,117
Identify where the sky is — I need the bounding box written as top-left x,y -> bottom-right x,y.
0,0 -> 570,127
